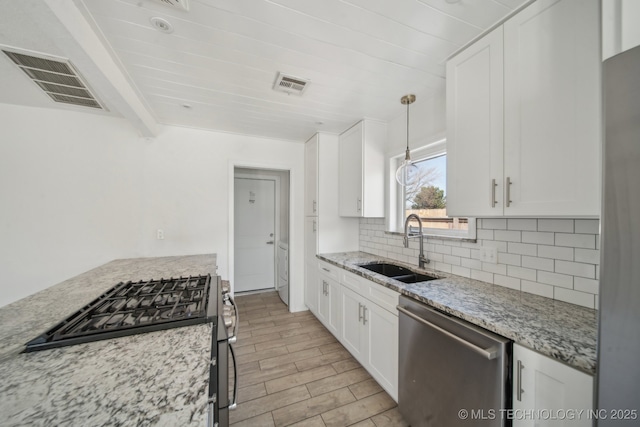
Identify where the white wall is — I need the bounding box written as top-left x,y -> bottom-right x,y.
0,104 -> 306,311
0,103 -> 145,307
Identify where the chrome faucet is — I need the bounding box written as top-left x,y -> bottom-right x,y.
404,214 -> 430,269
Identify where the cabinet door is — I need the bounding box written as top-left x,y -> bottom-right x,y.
304,218 -> 318,313
365,303 -> 399,401
339,123 -> 363,217
446,26 -> 504,217
327,277 -> 342,339
513,344 -> 593,427
341,286 -> 367,364
503,0 -> 601,216
317,275 -> 329,326
305,135 -> 318,216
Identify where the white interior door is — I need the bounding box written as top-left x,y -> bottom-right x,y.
234,178 -> 276,293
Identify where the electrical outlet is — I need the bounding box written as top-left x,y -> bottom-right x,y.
156,229 -> 164,240
480,246 -> 497,264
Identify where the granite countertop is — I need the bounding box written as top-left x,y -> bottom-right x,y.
318,251 -> 598,375
0,254 -> 217,427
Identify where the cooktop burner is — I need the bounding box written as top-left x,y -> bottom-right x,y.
24,274 -> 217,352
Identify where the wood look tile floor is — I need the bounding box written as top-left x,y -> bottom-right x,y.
229,291 -> 409,427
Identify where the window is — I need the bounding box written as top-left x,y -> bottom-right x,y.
392,139 -> 476,239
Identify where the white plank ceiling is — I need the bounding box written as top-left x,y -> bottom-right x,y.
1,0 -> 529,141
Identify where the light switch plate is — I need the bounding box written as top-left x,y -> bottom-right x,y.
480,246 -> 498,264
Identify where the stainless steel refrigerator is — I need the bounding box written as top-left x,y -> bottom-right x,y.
597,44 -> 640,425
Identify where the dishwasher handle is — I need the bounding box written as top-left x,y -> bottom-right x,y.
397,305 -> 498,360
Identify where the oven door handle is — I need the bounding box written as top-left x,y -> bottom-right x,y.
228,342 -> 238,410
226,294 -> 239,344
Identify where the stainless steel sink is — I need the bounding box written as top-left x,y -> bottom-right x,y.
358,263 -> 438,283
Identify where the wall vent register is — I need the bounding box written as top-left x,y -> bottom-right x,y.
2,49 -> 104,110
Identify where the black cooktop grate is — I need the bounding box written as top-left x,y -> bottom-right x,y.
24,275 -> 214,352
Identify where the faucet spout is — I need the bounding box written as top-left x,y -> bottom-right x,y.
403,214 -> 430,269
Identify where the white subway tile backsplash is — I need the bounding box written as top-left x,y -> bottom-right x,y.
507,265 -> 537,281
494,274 -> 521,290
575,248 -> 600,264
482,240 -> 508,252
477,229 -> 495,240
498,252 -> 521,266
521,231 -> 555,245
443,255 -> 461,266
461,257 -> 483,270
554,288 -> 595,309
494,230 -> 522,242
507,218 -> 538,231
507,242 -> 537,256
575,219 -> 599,234
521,255 -> 555,272
471,269 -> 494,283
451,265 -> 471,278
521,280 -> 554,298
538,219 -> 574,233
482,218 -> 507,230
538,245 -> 574,261
574,277 -> 599,295
538,271 -> 574,289
555,233 -> 596,249
451,247 -> 471,258
359,217 -> 599,308
482,262 -> 507,275
555,260 -> 596,279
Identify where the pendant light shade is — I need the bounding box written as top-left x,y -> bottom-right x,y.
395,94 -> 418,186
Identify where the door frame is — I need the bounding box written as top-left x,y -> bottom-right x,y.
228,160 -> 294,306
233,173 -> 280,292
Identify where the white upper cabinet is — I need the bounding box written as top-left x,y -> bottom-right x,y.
447,0 -> 601,218
305,134 -> 318,217
447,27 -> 504,217
603,0 -> 640,60
339,120 -> 386,218
503,0 -> 601,217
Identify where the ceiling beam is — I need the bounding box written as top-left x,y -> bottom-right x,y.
43,0 -> 159,137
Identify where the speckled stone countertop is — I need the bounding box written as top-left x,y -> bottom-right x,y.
318,251 -> 597,375
0,254 -> 217,426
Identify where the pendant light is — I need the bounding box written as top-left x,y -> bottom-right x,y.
395,94 -> 418,186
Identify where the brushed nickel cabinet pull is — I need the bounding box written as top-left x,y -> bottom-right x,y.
506,177 -> 513,208
491,179 -> 498,207
516,360 -> 524,401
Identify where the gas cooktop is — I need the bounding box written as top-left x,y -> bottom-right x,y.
24,274 -> 217,352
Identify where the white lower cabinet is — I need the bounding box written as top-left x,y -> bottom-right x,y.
317,272 -> 341,339
337,271 -> 399,401
513,344 -> 593,427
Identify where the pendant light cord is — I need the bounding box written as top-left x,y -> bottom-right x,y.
405,99 -> 410,161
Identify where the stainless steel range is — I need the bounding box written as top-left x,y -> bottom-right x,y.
23,274 -> 239,426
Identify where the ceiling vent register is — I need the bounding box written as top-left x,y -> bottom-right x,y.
152,0 -> 190,11
273,72 -> 310,96
2,50 -> 104,110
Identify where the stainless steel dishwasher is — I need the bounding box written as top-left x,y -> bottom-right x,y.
397,296 -> 512,426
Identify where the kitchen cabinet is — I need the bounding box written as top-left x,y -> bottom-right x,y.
446,26 -> 503,217
338,120 -> 386,218
446,0 -> 601,218
305,135 -> 318,216
304,133 -> 358,313
317,271 -> 342,339
339,270 -> 399,401
304,217 -> 318,314
513,344 -> 593,427
603,0 -> 640,60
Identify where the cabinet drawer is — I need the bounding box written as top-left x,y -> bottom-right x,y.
366,283 -> 400,315
341,269 -> 367,293
318,260 -> 340,281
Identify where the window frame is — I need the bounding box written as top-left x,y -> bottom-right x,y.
388,138 -> 476,240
